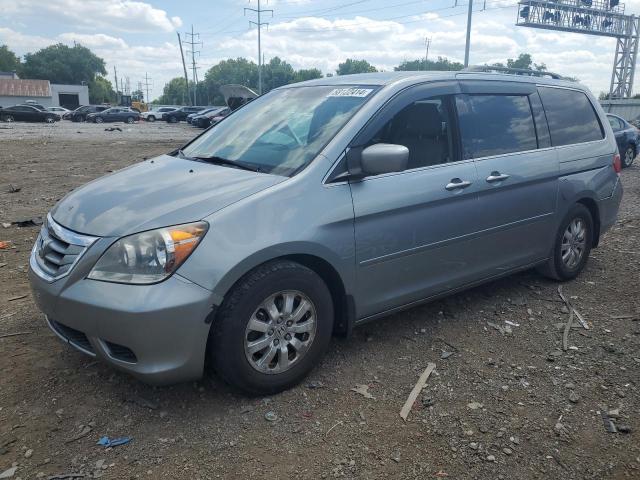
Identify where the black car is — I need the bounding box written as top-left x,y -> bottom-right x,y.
607,114 -> 638,168
0,105 -> 60,123
192,107 -> 231,128
67,105 -> 110,122
87,107 -> 140,124
164,106 -> 207,123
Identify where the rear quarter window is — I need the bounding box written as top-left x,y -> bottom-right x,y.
538,87 -> 604,146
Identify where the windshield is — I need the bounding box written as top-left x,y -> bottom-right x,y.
182,85 -> 377,176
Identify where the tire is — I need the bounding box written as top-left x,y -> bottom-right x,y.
2,114 -> 14,122
94,117 -> 103,124
44,116 -> 55,123
538,204 -> 594,281
209,260 -> 334,395
125,116 -> 135,124
622,145 -> 636,168
147,115 -> 156,122
168,116 -> 178,123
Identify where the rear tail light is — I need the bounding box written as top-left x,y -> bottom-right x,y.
613,153 -> 622,174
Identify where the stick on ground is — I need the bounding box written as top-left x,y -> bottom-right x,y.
400,362 -> 436,421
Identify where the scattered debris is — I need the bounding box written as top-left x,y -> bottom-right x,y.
399,362 -> 436,421
467,402 -> 484,410
351,384 -> 375,400
264,411 -> 278,422
440,350 -> 454,359
47,474 -> 85,480
11,217 -> 43,228
618,425 -> 632,434
325,421 -> 343,437
7,184 -> 20,193
7,295 -> 27,302
104,127 -> 122,132
306,381 -> 325,389
504,320 -> 520,327
568,391 -> 580,404
64,425 -> 92,444
0,331 -> 31,339
558,285 -> 589,330
0,466 -> 17,479
96,436 -> 131,448
0,241 -> 12,250
125,395 -> 158,410
1,223 -> 10,229
601,411 -> 617,433
486,455 -> 496,462
610,313 -> 639,320
487,321 -> 509,335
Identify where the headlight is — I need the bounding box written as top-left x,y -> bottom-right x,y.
88,222 -> 208,284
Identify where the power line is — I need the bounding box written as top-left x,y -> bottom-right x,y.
245,0 -> 273,95
184,24 -> 202,105
141,72 -> 152,104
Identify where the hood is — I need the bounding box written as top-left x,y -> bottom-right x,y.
220,84 -> 257,111
52,154 -> 284,237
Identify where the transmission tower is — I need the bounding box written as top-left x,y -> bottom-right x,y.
141,73 -> 152,104
516,0 -> 639,98
184,25 -> 202,105
245,0 -> 273,95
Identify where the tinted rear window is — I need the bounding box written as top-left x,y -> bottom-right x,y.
455,94 -> 538,159
538,87 -> 603,146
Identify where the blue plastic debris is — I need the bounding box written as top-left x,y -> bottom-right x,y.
97,436 -> 132,447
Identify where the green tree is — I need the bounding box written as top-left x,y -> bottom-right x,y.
203,57 -> 259,104
493,53 -> 547,71
293,68 -> 323,83
21,43 -> 106,84
156,77 -> 191,105
395,56 -> 464,72
0,45 -> 20,72
88,76 -> 116,104
336,59 -> 377,76
262,57 -> 296,91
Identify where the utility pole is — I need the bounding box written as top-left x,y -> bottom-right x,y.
424,37 -> 432,70
142,73 -> 152,104
177,32 -> 191,105
184,25 -> 202,105
464,0 -> 473,67
245,0 -> 273,95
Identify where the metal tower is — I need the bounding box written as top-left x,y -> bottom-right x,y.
516,0 -> 640,98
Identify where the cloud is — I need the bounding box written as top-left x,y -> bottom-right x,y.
0,0 -> 181,33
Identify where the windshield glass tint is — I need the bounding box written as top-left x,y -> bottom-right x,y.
183,85 -> 376,176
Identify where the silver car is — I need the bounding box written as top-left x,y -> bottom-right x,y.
29,70 -> 623,394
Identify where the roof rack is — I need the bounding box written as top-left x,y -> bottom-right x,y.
461,65 -> 566,80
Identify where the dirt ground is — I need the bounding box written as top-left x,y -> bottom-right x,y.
0,120 -> 639,480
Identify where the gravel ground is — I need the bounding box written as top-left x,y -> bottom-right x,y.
0,120 -> 639,480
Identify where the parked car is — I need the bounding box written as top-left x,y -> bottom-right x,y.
29,70 -> 622,395
0,105 -> 60,123
141,107 -> 177,122
23,100 -> 47,110
607,113 -> 638,168
191,107 -> 230,128
164,106 -> 207,123
47,106 -> 71,114
67,105 -> 110,122
87,107 -> 140,124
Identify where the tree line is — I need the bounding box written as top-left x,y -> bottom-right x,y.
0,42 -> 549,106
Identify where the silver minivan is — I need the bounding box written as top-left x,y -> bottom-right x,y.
29,70 -> 623,394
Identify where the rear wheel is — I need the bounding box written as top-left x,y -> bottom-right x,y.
44,115 -> 55,123
538,204 -> 593,281
623,145 -> 636,168
94,117 -> 103,124
209,260 -> 334,395
147,115 -> 156,122
168,116 -> 178,123
2,114 -> 14,122
125,116 -> 135,124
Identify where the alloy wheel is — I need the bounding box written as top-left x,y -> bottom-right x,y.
561,218 -> 586,269
244,290 -> 317,374
624,146 -> 635,167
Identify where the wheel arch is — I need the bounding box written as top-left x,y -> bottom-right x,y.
576,197 -> 601,247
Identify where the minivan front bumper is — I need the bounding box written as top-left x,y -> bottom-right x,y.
29,266 -> 215,385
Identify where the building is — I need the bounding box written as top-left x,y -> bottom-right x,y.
600,99 -> 640,121
0,77 -> 89,109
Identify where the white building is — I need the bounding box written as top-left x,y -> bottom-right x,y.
0,75 -> 89,109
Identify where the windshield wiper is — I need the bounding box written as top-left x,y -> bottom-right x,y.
191,155 -> 261,173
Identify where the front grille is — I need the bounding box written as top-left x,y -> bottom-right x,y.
31,214 -> 97,282
49,318 -> 95,354
105,341 -> 138,363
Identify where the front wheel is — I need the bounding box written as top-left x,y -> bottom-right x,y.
2,114 -> 14,122
125,116 -> 135,124
209,260 -> 334,395
623,145 -> 636,168
147,115 -> 156,122
168,116 -> 178,123
538,204 -> 593,281
45,116 -> 55,123
94,117 -> 103,124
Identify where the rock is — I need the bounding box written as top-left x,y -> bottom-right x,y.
561,305 -> 570,314
547,350 -> 563,361
503,448 -> 512,455
618,425 -> 632,434
479,425 -> 489,434
467,402 -> 483,410
564,382 -> 575,390
264,411 -> 278,422
509,436 -> 520,445
569,391 -> 580,404
608,408 -> 621,419
391,455 -> 400,463
24,449 -> 32,459
307,381 -> 325,389
0,466 -> 17,479
440,351 -> 454,359
486,455 -> 496,462
469,442 -> 478,450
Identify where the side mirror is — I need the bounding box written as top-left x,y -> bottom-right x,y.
360,143 -> 409,176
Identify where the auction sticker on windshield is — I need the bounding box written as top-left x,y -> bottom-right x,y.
327,88 -> 373,97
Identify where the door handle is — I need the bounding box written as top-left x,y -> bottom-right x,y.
445,179 -> 472,191
486,172 -> 510,183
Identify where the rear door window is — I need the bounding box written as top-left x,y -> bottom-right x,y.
455,94 -> 538,159
538,87 -> 604,146
608,116 -> 623,131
